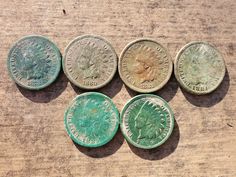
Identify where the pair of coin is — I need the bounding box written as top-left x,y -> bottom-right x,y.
7,35 -> 117,90
64,92 -> 174,149
119,40 -> 226,95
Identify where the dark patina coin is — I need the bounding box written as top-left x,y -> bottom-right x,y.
119,39 -> 173,93
174,41 -> 226,95
7,35 -> 61,90
120,94 -> 174,149
63,35 -> 117,90
64,92 -> 119,147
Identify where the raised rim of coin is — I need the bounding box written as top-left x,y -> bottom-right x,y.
7,35 -> 62,90
174,41 -> 226,95
120,94 -> 175,149
118,38 -> 173,93
63,34 -> 118,90
64,92 -> 120,148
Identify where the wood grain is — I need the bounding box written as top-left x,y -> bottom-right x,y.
0,0 -> 235,176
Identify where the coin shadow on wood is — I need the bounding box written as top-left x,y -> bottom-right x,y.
124,85 -> 138,97
73,128 -> 124,158
71,72 -> 123,98
155,72 -> 179,102
127,119 -> 180,160
17,71 -> 68,103
181,68 -> 230,107
98,72 -> 123,98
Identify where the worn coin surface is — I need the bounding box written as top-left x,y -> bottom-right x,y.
119,39 -> 173,93
63,35 -> 117,90
64,92 -> 119,147
120,94 -> 174,149
7,35 -> 61,90
174,41 -> 226,95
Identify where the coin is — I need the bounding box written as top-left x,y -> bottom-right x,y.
7,35 -> 61,90
63,35 -> 117,90
120,94 -> 174,149
118,39 -> 173,93
174,41 -> 226,95
64,92 -> 119,147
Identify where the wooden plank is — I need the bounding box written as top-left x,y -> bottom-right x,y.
0,0 -> 235,176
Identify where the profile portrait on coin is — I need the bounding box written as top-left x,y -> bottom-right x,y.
7,35 -> 61,90
20,45 -> 51,80
63,35 -> 117,90
174,41 -> 226,95
118,39 -> 173,93
134,100 -> 165,144
186,49 -> 216,86
133,47 -> 158,83
77,45 -> 100,79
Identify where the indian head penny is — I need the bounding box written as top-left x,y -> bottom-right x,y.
7,35 -> 61,90
118,39 -> 173,93
120,94 -> 174,149
174,41 -> 226,95
64,92 -> 119,147
63,35 -> 117,90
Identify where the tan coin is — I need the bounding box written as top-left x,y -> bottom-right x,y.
174,41 -> 226,95
63,35 -> 117,89
119,39 -> 173,93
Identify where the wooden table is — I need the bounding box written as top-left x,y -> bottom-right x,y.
0,0 -> 235,176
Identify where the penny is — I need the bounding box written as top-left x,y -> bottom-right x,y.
64,92 -> 119,147
63,35 -> 117,90
7,35 -> 61,90
174,41 -> 226,95
118,39 -> 173,93
120,94 -> 174,149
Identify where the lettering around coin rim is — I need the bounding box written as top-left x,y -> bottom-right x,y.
7,35 -> 61,90
174,41 -> 226,95
120,94 -> 174,149
63,35 -> 118,90
118,38 -> 173,93
64,92 -> 120,148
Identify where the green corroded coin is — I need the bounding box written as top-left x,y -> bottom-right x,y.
64,92 -> 119,147
63,35 -> 117,90
7,35 -> 61,90
120,94 -> 174,149
174,41 -> 226,95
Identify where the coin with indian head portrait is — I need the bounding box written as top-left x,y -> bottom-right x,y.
118,39 -> 173,93
63,35 -> 117,90
64,92 -> 119,147
120,94 -> 174,149
7,35 -> 61,90
174,41 -> 226,95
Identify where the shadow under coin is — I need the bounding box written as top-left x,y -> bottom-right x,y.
17,71 -> 68,103
181,69 -> 230,107
73,128 -> 124,158
128,119 -> 180,160
155,73 -> 179,102
98,72 -> 123,98
124,85 -> 138,97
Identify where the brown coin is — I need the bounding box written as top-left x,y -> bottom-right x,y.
63,35 -> 117,90
118,39 -> 173,93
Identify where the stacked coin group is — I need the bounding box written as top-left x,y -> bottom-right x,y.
7,34 -> 226,149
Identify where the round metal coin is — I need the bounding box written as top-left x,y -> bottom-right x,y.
63,35 -> 117,90
174,41 -> 226,95
119,39 -> 173,93
64,92 -> 119,147
120,94 -> 174,149
7,35 -> 61,90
